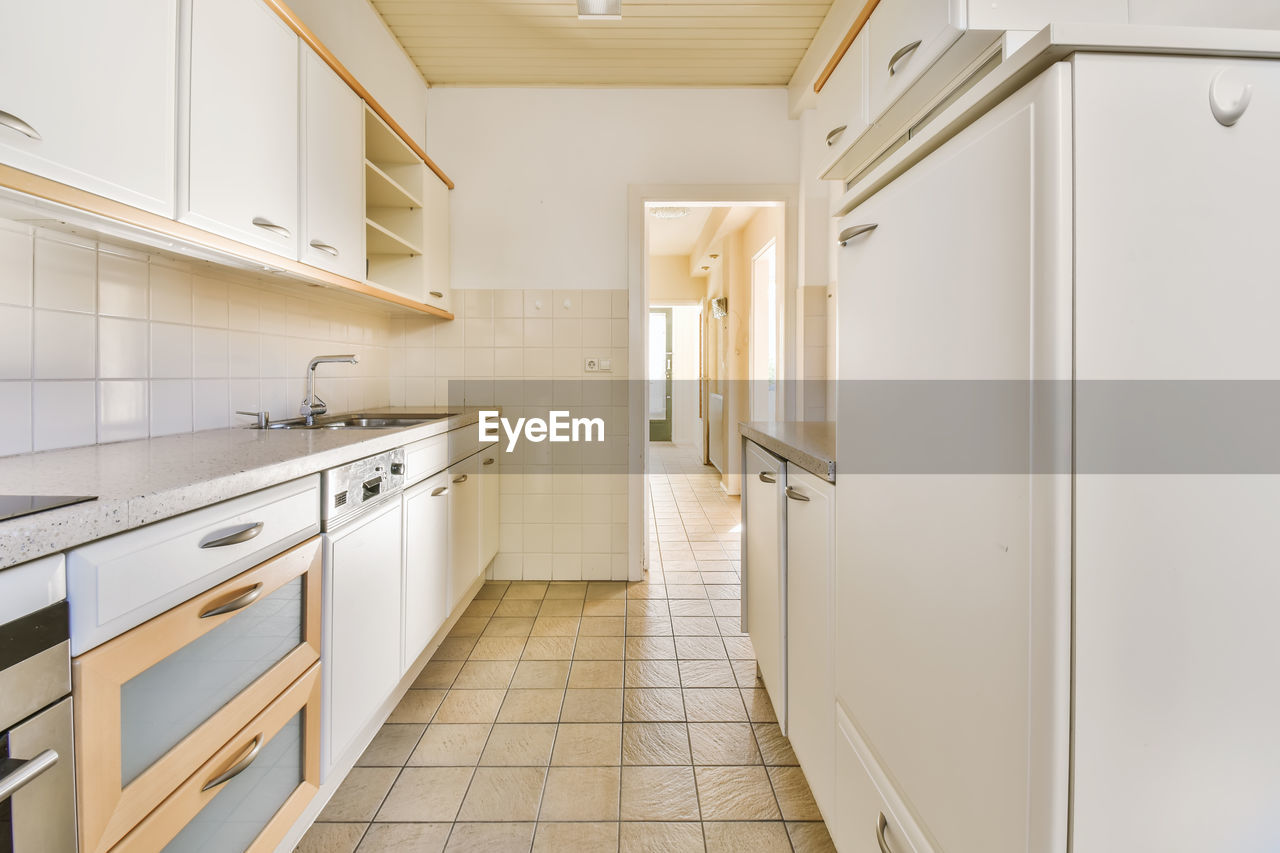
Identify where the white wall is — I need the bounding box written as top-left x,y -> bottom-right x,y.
427,88 -> 801,291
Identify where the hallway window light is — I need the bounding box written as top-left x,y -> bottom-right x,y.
578,0 -> 622,20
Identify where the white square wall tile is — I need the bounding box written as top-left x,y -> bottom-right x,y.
149,263 -> 192,324
494,290 -> 523,319
97,380 -> 148,443
33,311 -> 95,379
0,382 -> 32,456
192,379 -> 229,430
227,331 -> 260,378
191,276 -> 228,327
0,305 -> 32,379
524,290 -> 552,318
491,554 -> 524,581
611,290 -> 629,318
228,379 -> 260,418
0,226 -> 33,307
582,290 -> 612,319
523,554 -> 553,581
150,323 -> 192,378
98,317 -> 149,379
32,381 -> 96,450
192,327 -> 229,378
97,252 -> 149,319
149,379 -> 192,436
34,238 -> 95,313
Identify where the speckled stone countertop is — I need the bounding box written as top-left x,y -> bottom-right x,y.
0,407 -> 485,570
739,421 -> 836,483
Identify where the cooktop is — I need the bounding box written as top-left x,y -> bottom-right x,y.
0,495 -> 97,523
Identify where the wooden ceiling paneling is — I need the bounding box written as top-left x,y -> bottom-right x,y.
371,0 -> 834,85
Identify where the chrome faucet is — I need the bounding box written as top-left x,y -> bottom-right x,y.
301,355 -> 358,425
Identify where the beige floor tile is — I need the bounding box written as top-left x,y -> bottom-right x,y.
787,821 -> 837,852
479,723 -> 557,766
730,660 -> 762,689
530,615 -> 581,636
621,722 -> 691,765
709,600 -> 739,618
497,688 -> 565,723
415,659 -> 463,689
668,600 -> 714,618
511,659 -> 572,689
671,616 -> 720,636
721,637 -> 754,659
703,821 -> 791,853
578,616 -> 624,636
387,689 -> 446,723
741,689 -> 779,722
585,581 -> 627,599
296,822 -> 366,853
625,616 -> 673,636
443,822 -> 536,853
433,690 -> 506,724
376,766 -> 474,822
667,585 -> 710,600
624,660 -> 681,688
532,822 -> 619,853
452,660 -> 518,690
561,688 -> 623,722
457,766 -> 547,821
682,689 -> 747,722
623,688 -> 685,722
752,723 -> 799,766
493,598 -> 541,618
768,766 -> 823,820
625,636 -> 677,660
627,583 -> 667,599
568,660 -> 624,689
545,582 -> 589,599
626,599 -> 669,617
469,637 -> 527,661
474,582 -> 509,600
409,724 -> 492,767
481,617 -> 535,638
694,767 -> 781,820
357,724 -> 426,766
448,616 -> 490,638
521,636 -> 576,660
715,617 -> 747,638
678,660 -> 737,689
618,822 -> 705,853
540,766 -> 622,822
539,598 -> 585,616
582,598 -> 626,616
504,583 -> 549,600
463,599 -> 499,618
433,637 -> 478,661
573,636 -> 625,660
688,722 -> 761,765
550,722 -> 622,766
674,637 -> 726,660
318,767 -> 399,822
621,766 -> 700,821
356,822 -> 451,853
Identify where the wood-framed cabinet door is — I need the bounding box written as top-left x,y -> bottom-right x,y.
73,537 -> 321,853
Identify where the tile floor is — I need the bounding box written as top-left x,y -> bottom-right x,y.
296,443 -> 834,852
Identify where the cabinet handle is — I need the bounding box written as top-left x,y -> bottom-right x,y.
825,125 -> 847,147
453,474 -> 468,484
785,486 -> 810,502
429,290 -> 444,299
199,521 -> 264,549
309,239 -> 339,256
0,749 -> 58,802
876,813 -> 894,853
888,40 -> 922,76
483,457 -> 495,466
838,223 -> 878,246
758,471 -> 776,484
251,216 -> 291,238
0,109 -> 41,141
201,735 -> 262,792
199,583 -> 264,619
431,486 -> 448,497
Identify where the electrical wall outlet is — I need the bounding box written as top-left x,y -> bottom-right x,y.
584,357 -> 599,372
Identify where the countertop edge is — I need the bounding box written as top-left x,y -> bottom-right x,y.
739,422 -> 836,484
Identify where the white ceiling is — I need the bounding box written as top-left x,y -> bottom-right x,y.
647,206 -> 713,255
370,0 -> 834,86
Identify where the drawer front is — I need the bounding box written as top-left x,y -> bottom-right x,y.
835,705 -> 924,853
111,664 -> 321,853
74,538 -> 321,853
404,433 -> 448,486
448,424 -> 483,467
68,476 -> 320,654
867,0 -> 964,119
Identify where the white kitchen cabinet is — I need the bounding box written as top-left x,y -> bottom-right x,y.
834,705 -> 922,853
322,498 -> 403,775
835,63 -> 1072,853
866,0 -> 966,119
784,463 -> 835,820
446,453 -> 481,611
477,450 -> 500,574
402,470 -> 450,672
0,0 -> 177,215
742,439 -> 787,729
421,172 -> 453,313
300,50 -> 365,280
812,31 -> 869,176
184,0 -> 299,254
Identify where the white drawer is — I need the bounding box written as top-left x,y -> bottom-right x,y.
835,704 -> 927,853
448,423 -> 483,467
404,433 -> 448,486
67,476 -> 320,654
0,553 -> 66,625
867,0 -> 965,120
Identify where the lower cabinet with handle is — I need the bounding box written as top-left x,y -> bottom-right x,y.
447,454 -> 481,611
402,470 -> 450,670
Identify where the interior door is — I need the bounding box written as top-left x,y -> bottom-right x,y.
649,308 -> 673,441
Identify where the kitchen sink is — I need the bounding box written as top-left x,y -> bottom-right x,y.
263,412 -> 455,430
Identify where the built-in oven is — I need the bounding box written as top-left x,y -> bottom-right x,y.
0,598 -> 75,853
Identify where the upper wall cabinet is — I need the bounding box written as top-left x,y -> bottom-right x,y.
301,51 -> 366,281
183,0 -> 300,255
866,0 -> 966,118
0,0 -> 178,216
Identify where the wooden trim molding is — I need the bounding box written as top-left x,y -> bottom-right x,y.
262,0 -> 455,190
0,165 -> 453,319
814,0 -> 883,94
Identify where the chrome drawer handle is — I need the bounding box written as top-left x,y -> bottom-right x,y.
839,223 -> 878,246
431,486 -> 448,497
199,521 -> 264,549
199,583 -> 264,619
758,472 -> 776,484
453,474 -> 468,484
0,750 -> 58,802
482,457 -> 495,466
201,736 -> 261,792
785,486 -> 810,502
876,812 -> 894,853
826,124 -> 847,146
309,239 -> 339,256
888,40 -> 922,76
0,109 -> 41,141
251,216 -> 291,238
429,290 -> 444,299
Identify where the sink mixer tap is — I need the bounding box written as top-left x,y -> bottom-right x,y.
300,355 -> 358,425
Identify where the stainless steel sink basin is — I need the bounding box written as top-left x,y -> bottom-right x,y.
264,412 -> 454,430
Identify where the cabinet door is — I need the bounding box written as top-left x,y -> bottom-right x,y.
784,464 -> 835,819
742,440 -> 786,730
447,455 -> 481,611
835,65 -> 1071,853
403,471 -> 449,670
477,451 -> 500,574
0,0 -> 177,215
866,0 -> 965,119
323,500 -> 403,775
300,50 -> 365,280
185,0 -> 299,254
421,174 -> 452,312
811,31 -> 868,174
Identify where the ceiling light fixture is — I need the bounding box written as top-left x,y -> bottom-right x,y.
578,0 -> 621,20
649,206 -> 690,219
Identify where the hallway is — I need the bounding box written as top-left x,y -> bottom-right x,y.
296,442 -> 833,852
